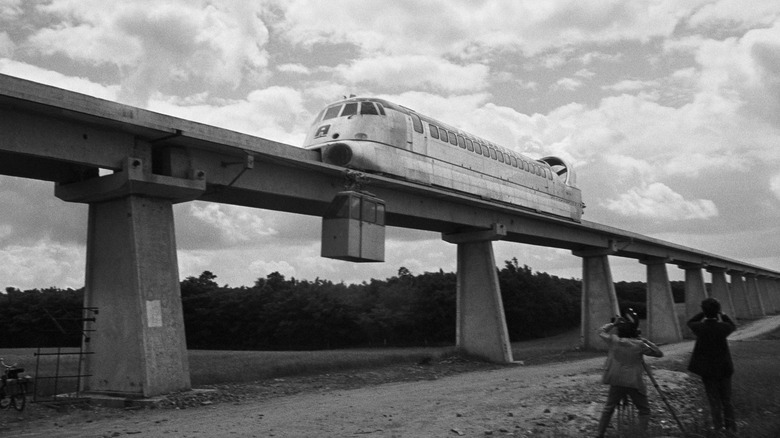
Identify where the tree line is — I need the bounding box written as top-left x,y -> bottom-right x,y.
0,259 -> 685,350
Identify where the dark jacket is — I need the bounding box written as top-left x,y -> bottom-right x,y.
687,312 -> 735,379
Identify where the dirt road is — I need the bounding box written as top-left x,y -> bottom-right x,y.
5,315 -> 780,438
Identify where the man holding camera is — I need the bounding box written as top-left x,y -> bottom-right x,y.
595,308 -> 664,438
687,297 -> 737,434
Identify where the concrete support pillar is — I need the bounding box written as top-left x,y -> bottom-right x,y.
758,277 -> 777,314
707,267 -> 736,319
443,224 -> 513,363
772,280 -> 780,313
678,264 -> 708,338
641,258 -> 681,344
728,272 -> 752,320
744,274 -> 766,317
56,157 -> 205,397
574,248 -> 619,351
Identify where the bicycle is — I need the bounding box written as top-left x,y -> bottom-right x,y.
1,358 -> 31,412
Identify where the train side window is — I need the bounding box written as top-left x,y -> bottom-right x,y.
360,102 -> 379,115
362,199 -> 377,223
429,124 -> 439,139
376,203 -> 385,226
473,141 -> 481,154
509,155 -> 517,167
341,102 -> 358,117
449,133 -> 458,146
547,168 -> 553,180
497,151 -> 504,163
323,105 -> 342,120
376,103 -> 386,115
489,148 -> 497,159
465,138 -> 474,151
482,143 -> 490,157
350,196 -> 361,220
524,161 -> 530,171
440,129 -> 449,143
411,113 -> 423,133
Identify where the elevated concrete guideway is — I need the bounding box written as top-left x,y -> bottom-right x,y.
2,74 -> 779,396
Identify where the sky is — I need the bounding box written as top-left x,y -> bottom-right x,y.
1,0 -> 779,290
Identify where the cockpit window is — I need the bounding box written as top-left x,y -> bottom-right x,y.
341,102 -> 358,117
323,105 -> 342,120
411,113 -> 423,133
360,102 -> 379,115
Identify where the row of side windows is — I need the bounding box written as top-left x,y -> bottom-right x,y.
415,116 -> 551,180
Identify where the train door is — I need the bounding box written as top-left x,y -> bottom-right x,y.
321,191 -> 386,262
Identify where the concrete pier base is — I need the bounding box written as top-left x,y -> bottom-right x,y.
729,273 -> 752,320
680,264 -> 708,338
444,224 -> 513,363
642,259 -> 681,344
577,252 -> 619,351
744,274 -> 766,317
56,158 -> 204,397
708,268 -> 736,318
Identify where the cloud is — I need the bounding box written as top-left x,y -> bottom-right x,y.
0,59 -> 119,99
602,79 -> 660,92
276,1 -> 691,57
602,182 -> 718,220
0,239 -> 85,290
333,55 -> 490,92
28,1 -> 271,106
0,31 -> 13,57
771,173 -> 780,200
551,77 -> 583,91
687,0 -> 780,32
149,85 -> 308,144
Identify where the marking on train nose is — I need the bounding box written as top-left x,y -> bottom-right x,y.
314,124 -> 330,138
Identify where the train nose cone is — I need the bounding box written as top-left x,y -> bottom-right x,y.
323,143 -> 353,166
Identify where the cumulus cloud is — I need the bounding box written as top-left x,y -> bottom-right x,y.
603,182 -> 718,220
334,55 -> 489,93
185,203 -> 278,246
551,77 -> 583,91
771,173 -> 780,200
0,239 -> 85,290
28,1 -> 271,106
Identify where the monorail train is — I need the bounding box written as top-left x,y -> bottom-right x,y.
303,97 -> 584,222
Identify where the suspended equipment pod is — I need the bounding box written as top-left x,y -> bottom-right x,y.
321,191 -> 385,262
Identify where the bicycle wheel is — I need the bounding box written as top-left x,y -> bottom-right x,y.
11,383 -> 26,411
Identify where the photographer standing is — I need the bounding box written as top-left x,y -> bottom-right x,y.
687,297 -> 737,434
595,308 -> 663,438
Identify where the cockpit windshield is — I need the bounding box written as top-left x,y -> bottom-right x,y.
319,101 -> 386,123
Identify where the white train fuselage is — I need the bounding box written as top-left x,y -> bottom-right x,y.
303,97 -> 583,222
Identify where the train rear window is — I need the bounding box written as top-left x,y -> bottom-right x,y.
323,105 -> 342,120
360,102 -> 379,115
341,103 -> 358,117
